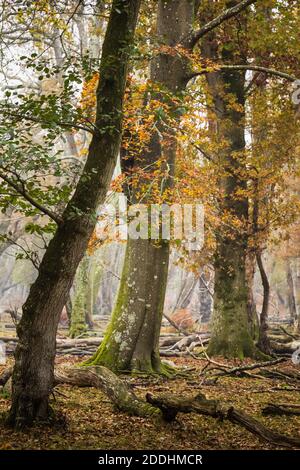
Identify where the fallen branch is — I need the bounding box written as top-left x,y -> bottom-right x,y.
279,326 -> 299,342
211,358 -> 286,378
54,366 -> 160,417
146,393 -> 300,449
2,365 -> 300,448
262,403 -> 300,416
163,313 -> 189,336
0,366 -> 13,386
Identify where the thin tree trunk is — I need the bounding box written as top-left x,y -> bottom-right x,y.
8,0 -> 141,428
69,256 -> 89,338
286,258 -> 297,326
256,251 -> 271,355
246,250 -> 259,339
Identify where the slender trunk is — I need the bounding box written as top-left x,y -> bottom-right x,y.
199,272 -> 213,323
88,0 -> 195,373
8,0 -> 141,428
69,256 -> 89,338
246,250 -> 259,340
85,257 -> 98,328
256,251 -> 271,354
286,258 -> 297,325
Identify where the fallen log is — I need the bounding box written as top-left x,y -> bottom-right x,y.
259,369 -> 300,382
279,326 -> 299,341
54,366 -> 161,417
0,366 -> 13,386
146,393 -> 300,449
166,334 -> 210,352
262,403 -> 300,416
271,340 -> 300,354
1,365 -> 300,448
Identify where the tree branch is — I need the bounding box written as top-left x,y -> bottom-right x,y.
188,64 -> 297,83
188,0 -> 258,49
1,111 -> 95,134
0,170 -> 62,224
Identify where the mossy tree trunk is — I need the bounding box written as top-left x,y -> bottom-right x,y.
203,13 -> 257,358
87,0 -> 196,374
8,0 -> 141,428
87,238 -> 170,373
69,256 -> 89,338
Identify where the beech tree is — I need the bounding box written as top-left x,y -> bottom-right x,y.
86,0 -> 260,373
6,0 -> 141,428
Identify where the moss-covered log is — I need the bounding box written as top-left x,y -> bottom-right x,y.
54,366 -> 160,417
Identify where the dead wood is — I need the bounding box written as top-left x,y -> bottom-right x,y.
146,393 -> 300,449
0,367 -> 13,386
1,365 -> 300,448
209,358 -> 286,378
262,403 -> 300,416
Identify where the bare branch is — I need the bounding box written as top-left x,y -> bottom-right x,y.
0,170 -> 62,224
2,111 -> 95,134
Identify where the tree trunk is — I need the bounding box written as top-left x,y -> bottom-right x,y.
256,251 -> 271,354
203,21 -> 257,358
286,258 -> 298,328
246,250 -> 259,339
69,256 -> 89,338
86,238 -> 170,373
8,0 -> 141,428
88,0 -> 196,373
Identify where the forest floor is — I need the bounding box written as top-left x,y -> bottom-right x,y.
0,355 -> 299,450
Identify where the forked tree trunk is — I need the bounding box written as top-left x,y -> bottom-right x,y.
88,0 -> 196,374
8,0 -> 141,428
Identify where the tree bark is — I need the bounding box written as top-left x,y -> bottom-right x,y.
8,0 -> 141,428
201,2 -> 259,358
88,0 -> 196,374
203,32 -> 256,358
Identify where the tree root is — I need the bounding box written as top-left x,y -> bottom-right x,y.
146,393 -> 300,449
